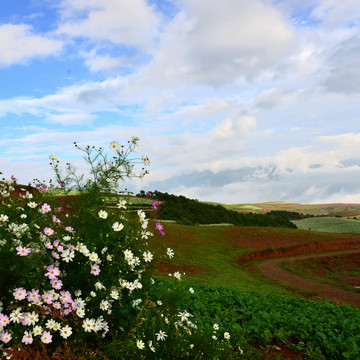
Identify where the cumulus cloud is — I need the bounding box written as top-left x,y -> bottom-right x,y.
141,0 -> 295,86
0,24 -> 63,67
56,0 -> 161,51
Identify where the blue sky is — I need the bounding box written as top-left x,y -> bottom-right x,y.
1,0 -> 360,203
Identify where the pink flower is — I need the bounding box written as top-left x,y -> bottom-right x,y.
16,246 -> 31,256
42,291 -> 53,305
155,220 -> 165,236
52,215 -> 61,224
13,287 -> 27,300
152,201 -> 162,210
65,226 -> 74,233
40,203 -> 51,213
90,263 -> 100,276
0,314 -> 10,328
43,227 -> 54,236
22,330 -> 33,345
1,332 -> 12,343
41,331 -> 52,344
27,289 -> 40,302
53,302 -> 62,310
44,241 -> 53,249
50,278 -> 63,290
59,290 -> 72,304
52,251 -> 60,259
45,265 -> 60,280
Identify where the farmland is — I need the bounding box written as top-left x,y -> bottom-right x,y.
146,215 -> 360,359
223,201 -> 360,216
292,217 -> 360,233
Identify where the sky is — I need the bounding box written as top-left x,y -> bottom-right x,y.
1,0 -> 360,204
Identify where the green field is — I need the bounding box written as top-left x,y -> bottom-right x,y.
223,201 -> 360,216
292,217 -> 360,233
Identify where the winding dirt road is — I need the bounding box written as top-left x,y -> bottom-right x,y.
259,249 -> 360,308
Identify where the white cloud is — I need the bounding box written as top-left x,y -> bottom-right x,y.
46,112 -> 96,125
0,24 -> 63,67
140,0 -> 295,86
212,115 -> 257,139
56,0 -> 161,51
310,0 -> 360,26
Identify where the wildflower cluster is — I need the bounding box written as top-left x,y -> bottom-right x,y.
0,140 -> 240,359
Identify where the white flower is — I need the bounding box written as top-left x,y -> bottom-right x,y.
142,156 -> 150,165
137,210 -> 146,219
178,311 -> 191,322
189,287 -> 194,294
123,249 -> 133,260
136,340 -> 145,349
26,311 -> 39,326
94,282 -> 106,290
20,214 -> 27,219
212,335 -> 217,340
107,254 -> 113,261
155,330 -> 168,341
49,155 -> 58,161
110,290 -> 119,300
82,318 -> 94,332
45,319 -> 56,329
117,200 -> 127,209
224,332 -> 231,340
132,298 -> 142,308
174,271 -> 181,280
10,308 -> 22,323
60,325 -> 72,339
166,248 -> 174,258
76,308 -> 85,318
109,141 -> 119,150
148,340 -> 156,352
213,323 -> 219,331
28,202 -> 37,208
112,222 -> 124,231
0,214 -> 9,222
100,300 -> 111,311
61,249 -> 75,262
90,291 -> 96,297
98,210 -> 108,219
89,252 -> 99,262
157,300 -> 162,306
143,251 -> 153,262
33,325 -> 43,336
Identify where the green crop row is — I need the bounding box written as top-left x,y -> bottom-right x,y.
151,278 -> 360,359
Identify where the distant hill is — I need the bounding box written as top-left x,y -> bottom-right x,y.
224,202 -> 360,217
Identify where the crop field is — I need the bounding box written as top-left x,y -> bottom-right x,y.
292,217 -> 360,233
223,201 -> 360,216
147,220 -> 360,359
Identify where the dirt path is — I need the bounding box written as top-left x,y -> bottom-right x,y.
259,249 -> 360,308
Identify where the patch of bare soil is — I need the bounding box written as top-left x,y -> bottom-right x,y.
259,249 -> 360,308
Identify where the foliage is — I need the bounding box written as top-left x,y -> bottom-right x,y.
147,191 -> 297,228
151,279 -> 360,360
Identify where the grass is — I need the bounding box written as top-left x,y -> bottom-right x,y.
148,222 -> 360,297
292,217 -> 360,233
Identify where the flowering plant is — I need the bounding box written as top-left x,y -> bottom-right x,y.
0,139 -> 238,359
